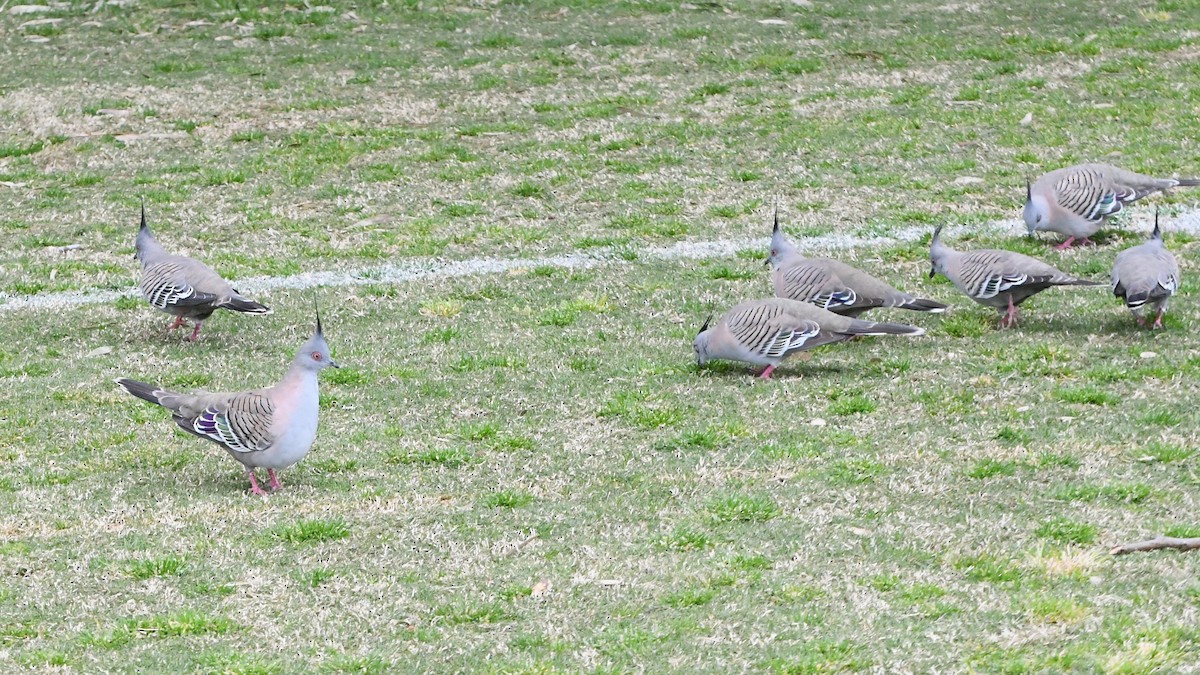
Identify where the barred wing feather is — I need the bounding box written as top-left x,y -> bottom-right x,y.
191,393 -> 274,454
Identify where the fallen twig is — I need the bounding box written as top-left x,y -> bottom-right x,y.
1110,536 -> 1200,556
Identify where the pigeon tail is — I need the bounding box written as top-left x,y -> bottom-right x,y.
221,297 -> 272,314
115,378 -> 173,407
898,297 -> 948,313
845,320 -> 925,337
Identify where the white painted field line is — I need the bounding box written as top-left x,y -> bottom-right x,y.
2,209 -> 1198,315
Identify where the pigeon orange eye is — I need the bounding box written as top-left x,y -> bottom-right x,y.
312,352 -> 322,361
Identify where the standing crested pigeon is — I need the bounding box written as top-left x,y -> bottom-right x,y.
692,297 -> 925,379
766,210 -> 946,316
135,202 -> 271,341
116,313 -> 339,495
1023,163 -> 1200,249
1111,210 -> 1180,329
929,225 -> 1101,329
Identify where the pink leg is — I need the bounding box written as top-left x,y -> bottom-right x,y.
247,470 -> 267,496
1053,236 -> 1076,251
186,321 -> 203,342
267,469 -> 283,491
167,316 -> 186,330
1134,312 -> 1146,327
1000,296 -> 1018,329
1152,307 -> 1166,330
759,364 -> 776,379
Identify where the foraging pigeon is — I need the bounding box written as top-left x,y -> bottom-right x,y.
1111,210 -> 1180,329
116,313 -> 339,495
767,210 -> 946,316
135,202 -> 271,341
929,225 -> 1100,328
1023,163 -> 1199,249
692,297 -> 924,379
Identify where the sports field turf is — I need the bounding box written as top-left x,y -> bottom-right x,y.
1,1 -> 1199,671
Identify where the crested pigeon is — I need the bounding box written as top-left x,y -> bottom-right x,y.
692,297 -> 925,379
116,313 -> 339,495
135,202 -> 271,341
929,225 -> 1101,329
767,210 -> 946,316
1111,210 -> 1180,329
1023,163 -> 1199,249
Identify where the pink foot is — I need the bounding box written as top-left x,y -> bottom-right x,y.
187,322 -> 203,342
1053,237 -> 1076,251
1078,237 -> 1097,247
759,364 -> 776,379
247,470 -> 267,496
1153,308 -> 1165,330
1135,315 -> 1146,327
167,316 -> 186,331
267,469 -> 283,491
999,297 -> 1019,329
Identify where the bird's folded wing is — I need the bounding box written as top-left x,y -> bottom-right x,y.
975,272 -> 1034,299
1054,170 -> 1122,222
190,393 -> 275,454
1157,270 -> 1179,295
780,265 -> 851,310
727,313 -> 822,358
141,262 -> 221,309
810,284 -> 857,311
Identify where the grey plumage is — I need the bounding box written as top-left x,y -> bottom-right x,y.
692,297 -> 925,378
116,314 -> 340,495
929,225 -> 1101,328
135,202 -> 271,341
1023,163 -> 1200,249
767,211 -> 946,316
1111,211 -> 1180,329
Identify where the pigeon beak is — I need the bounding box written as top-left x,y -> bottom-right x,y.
329,359 -> 341,369
763,257 -> 771,267
928,265 -> 936,279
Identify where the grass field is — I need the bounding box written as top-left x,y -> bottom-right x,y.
2,0 -> 1200,672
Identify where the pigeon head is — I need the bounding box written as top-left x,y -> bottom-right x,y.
928,225 -> 947,279
296,310 -> 341,372
134,200 -> 164,263
693,313 -> 713,366
1022,180 -> 1049,236
764,207 -> 798,268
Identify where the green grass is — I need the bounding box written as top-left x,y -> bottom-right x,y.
267,519 -> 351,544
127,556 -> 186,580
124,611 -> 237,638
1035,518 -> 1099,545
481,489 -> 535,509
2,0 -> 1200,671
708,494 -> 780,523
